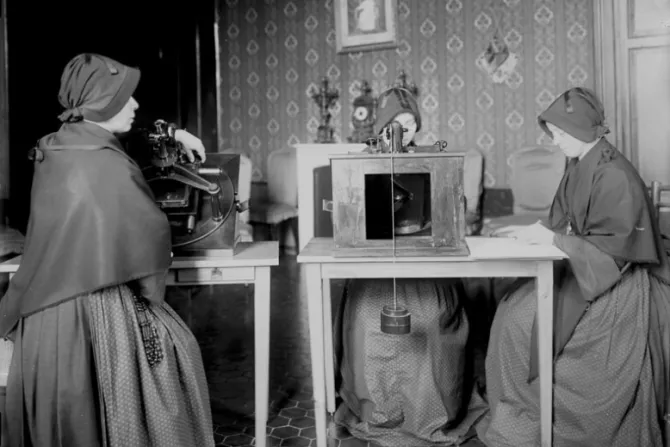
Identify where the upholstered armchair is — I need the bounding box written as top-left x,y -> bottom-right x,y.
464,149 -> 485,236
482,145 -> 566,234
220,150 -> 254,243
469,145 -> 566,313
651,180 -> 670,245
236,154 -> 254,243
249,148 -> 299,252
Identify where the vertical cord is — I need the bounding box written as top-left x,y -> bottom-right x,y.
488,0 -> 502,36
389,129 -> 398,309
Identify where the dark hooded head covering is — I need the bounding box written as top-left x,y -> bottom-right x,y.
375,87 -> 422,134
57,53 -> 141,123
538,87 -> 609,143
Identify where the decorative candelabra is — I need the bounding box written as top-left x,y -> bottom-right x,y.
310,76 -> 340,144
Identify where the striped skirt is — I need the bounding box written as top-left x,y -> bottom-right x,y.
3,284 -> 214,447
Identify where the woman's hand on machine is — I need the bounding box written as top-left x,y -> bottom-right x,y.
174,129 -> 207,163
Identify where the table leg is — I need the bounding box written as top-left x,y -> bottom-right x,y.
305,264 -> 327,447
322,278 -> 336,414
537,261 -> 554,447
254,267 -> 272,447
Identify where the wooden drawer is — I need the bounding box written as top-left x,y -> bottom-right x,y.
168,267 -> 255,285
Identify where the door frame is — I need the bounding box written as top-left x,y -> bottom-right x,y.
593,0 -> 624,159
0,0 -> 8,219
594,0 -> 670,170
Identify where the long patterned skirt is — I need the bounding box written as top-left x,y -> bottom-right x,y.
333,278 -> 489,446
3,284 -> 214,447
480,267 -> 670,446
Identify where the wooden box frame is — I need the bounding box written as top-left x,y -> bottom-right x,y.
329,152 -> 469,257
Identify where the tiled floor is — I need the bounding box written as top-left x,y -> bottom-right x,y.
165,253 -> 488,447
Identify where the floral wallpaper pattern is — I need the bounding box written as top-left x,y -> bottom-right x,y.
218,0 -> 594,186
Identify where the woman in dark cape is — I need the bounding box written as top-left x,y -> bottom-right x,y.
332,87 -> 488,446
479,87 -> 670,446
0,54 -> 214,446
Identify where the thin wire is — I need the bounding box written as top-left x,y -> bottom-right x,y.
488,0 -> 503,35
389,128 -> 398,309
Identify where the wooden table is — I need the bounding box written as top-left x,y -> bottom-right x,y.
297,237 -> 567,447
0,241 -> 279,447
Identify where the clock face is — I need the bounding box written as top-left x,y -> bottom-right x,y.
353,106 -> 369,121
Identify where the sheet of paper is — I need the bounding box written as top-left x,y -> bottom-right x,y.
465,236 -> 567,260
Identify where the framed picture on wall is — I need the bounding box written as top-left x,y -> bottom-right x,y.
334,0 -> 398,54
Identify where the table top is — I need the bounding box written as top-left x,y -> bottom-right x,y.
0,241 -> 280,273
297,237 -> 567,263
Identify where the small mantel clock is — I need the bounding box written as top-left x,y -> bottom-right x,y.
348,80 -> 377,143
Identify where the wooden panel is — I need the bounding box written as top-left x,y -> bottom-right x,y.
330,154 -> 468,257
628,0 -> 670,37
331,158 -> 367,246
321,260 -> 538,279
630,45 -> 670,183
362,158 -> 433,173
297,237 -> 568,263
329,245 -> 470,258
431,157 -> 465,246
295,143 -> 367,253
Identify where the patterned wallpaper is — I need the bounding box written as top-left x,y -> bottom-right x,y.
218,0 -> 594,187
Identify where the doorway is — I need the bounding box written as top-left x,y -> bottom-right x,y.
3,0 -> 217,232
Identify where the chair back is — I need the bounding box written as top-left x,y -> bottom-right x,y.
650,180 -> 670,248
507,145 -> 566,215
237,154 -> 252,223
220,149 -> 253,223
464,149 -> 484,215
267,148 -> 298,207
651,180 -> 670,213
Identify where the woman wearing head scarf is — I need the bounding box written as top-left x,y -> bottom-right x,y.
0,54 -> 214,446
332,87 -> 488,446
479,87 -> 670,446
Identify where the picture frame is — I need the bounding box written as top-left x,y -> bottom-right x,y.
334,0 -> 398,54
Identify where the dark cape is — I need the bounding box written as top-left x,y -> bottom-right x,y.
0,121 -> 172,338
519,138 -> 670,381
